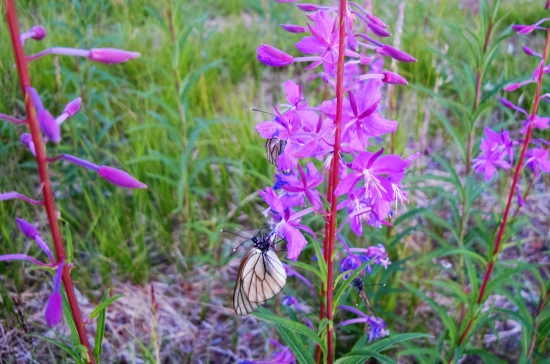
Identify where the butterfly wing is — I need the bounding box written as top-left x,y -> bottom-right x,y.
241,248 -> 287,303
265,138 -> 287,165
234,247 -> 266,316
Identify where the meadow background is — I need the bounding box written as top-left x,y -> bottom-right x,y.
0,0 -> 548,362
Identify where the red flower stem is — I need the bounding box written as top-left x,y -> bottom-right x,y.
450,25 -> 550,364
528,288 -> 550,358
324,1 -> 347,363
4,1 -> 95,362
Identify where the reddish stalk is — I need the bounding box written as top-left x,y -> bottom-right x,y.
527,288 -> 550,358
450,25 -> 550,364
5,1 -> 95,362
323,1 -> 347,363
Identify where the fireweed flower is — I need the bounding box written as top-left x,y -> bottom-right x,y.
525,148 -> 550,176
55,97 -> 82,125
338,305 -> 389,341
275,163 -> 324,210
259,187 -> 315,260
45,261 -> 64,327
473,127 -> 513,182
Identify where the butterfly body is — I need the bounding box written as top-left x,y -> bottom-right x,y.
352,277 -> 375,317
233,232 -> 287,316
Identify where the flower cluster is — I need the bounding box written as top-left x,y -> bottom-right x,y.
474,20 -> 550,185
256,4 -> 416,262
0,24 -> 144,327
253,1 -> 417,349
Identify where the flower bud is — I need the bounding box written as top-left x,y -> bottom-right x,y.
367,13 -> 388,28
89,48 -> 140,64
512,24 -> 536,35
21,133 -> 36,156
39,109 -> 61,143
63,97 -> 82,117
375,45 -> 417,63
522,45 -> 541,57
498,97 -> 516,110
30,26 -> 47,40
281,24 -> 307,33
503,83 -> 521,92
296,3 -> 318,11
382,71 -> 408,85
368,23 -> 391,37
516,187 -> 524,207
45,292 -> 62,327
16,218 -> 39,238
257,44 -> 294,67
98,166 -> 147,189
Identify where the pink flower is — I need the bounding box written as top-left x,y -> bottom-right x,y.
97,166 -> 147,189
257,44 -> 294,67
89,48 -> 140,64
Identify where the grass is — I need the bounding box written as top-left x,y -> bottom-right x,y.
0,0 -> 549,362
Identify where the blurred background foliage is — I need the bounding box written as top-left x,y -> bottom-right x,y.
0,0 -> 548,362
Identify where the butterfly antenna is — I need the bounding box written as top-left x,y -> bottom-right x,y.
282,98 -> 304,115
220,229 -> 252,252
251,108 -> 277,116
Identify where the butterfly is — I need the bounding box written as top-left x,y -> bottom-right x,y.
231,230 -> 287,316
265,137 -> 288,166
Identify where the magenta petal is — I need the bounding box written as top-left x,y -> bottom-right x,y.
45,292 -> 62,327
305,189 -> 322,210
383,71 -> 408,85
97,166 -> 147,189
255,121 -> 286,138
284,80 -> 302,105
89,48 -> 140,64
334,173 -> 362,196
281,223 -> 307,261
295,36 -> 326,54
16,218 -> 39,238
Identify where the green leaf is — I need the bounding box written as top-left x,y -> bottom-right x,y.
318,318 -> 330,335
89,293 -> 124,320
32,335 -> 81,362
367,333 -> 433,352
403,282 -> 457,344
93,290 -> 115,362
285,259 -> 323,281
64,224 -> 74,264
276,325 -> 316,364
484,263 -> 534,301
333,262 -> 369,311
61,288 -> 82,349
335,351 -> 395,364
463,348 -> 508,364
253,307 -> 325,353
429,108 -> 467,162
311,240 -> 328,285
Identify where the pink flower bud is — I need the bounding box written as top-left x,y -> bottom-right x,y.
382,71 -> 408,85
512,24 -> 536,34
63,97 -> 82,117
499,97 -> 516,110
367,13 -> 388,28
281,24 -> 307,33
88,48 -> 140,64
98,166 -> 147,189
45,292 -> 62,327
16,218 -> 39,238
296,3 -> 318,11
30,26 -> 46,40
368,23 -> 391,37
503,83 -> 521,92
522,45 -> 541,57
21,133 -> 36,156
257,44 -> 294,67
516,187 -> 524,207
375,45 -> 417,63
39,109 -> 61,143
